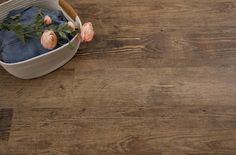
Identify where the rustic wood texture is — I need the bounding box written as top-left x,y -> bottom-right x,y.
0,0 -> 236,154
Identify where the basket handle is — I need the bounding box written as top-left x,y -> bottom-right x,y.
59,0 -> 78,21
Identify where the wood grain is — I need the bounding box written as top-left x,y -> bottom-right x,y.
0,0 -> 236,154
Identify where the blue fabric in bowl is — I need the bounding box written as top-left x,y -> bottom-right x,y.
0,7 -> 69,63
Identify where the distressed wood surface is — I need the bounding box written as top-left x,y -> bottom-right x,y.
0,0 -> 236,154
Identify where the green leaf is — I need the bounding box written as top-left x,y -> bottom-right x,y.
58,23 -> 66,31
10,16 -> 17,20
71,31 -> 78,36
15,33 -> 25,43
14,23 -> 22,30
69,42 -> 76,49
0,23 -> 10,30
59,31 -> 68,40
10,14 -> 21,20
48,25 -> 57,31
63,28 -> 72,34
36,32 -> 42,37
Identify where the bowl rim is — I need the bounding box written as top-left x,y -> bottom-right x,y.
0,0 -> 14,7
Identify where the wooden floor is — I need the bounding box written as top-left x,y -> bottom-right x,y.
1,0 -> 236,154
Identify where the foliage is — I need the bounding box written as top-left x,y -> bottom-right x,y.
0,8 -> 79,47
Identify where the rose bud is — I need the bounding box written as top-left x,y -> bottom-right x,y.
41,30 -> 58,49
44,15 -> 52,25
67,21 -> 76,31
80,22 -> 94,42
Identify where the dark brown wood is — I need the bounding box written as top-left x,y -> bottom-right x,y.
59,0 -> 78,20
0,0 -> 236,154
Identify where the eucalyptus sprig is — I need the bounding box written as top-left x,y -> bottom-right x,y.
0,9 -> 79,47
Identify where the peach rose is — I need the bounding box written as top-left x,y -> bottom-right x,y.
67,21 -> 76,31
41,30 -> 58,49
80,22 -> 94,42
44,15 -> 52,25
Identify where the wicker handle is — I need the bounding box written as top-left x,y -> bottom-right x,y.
59,0 -> 78,20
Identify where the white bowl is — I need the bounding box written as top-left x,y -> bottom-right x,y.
0,0 -> 81,79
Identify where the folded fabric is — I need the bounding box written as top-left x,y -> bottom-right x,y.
0,7 -> 69,63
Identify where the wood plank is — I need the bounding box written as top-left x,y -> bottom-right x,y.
0,109 -> 13,141
6,107 -> 236,154
0,0 -> 236,154
0,67 -> 235,107
0,109 -> 13,154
